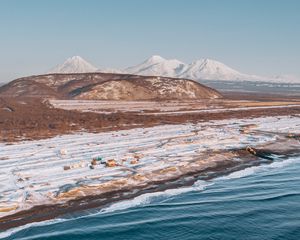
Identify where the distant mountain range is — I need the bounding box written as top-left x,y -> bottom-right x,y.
48,55 -> 300,83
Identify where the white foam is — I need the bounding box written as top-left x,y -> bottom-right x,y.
217,156 -> 300,181
0,180 -> 212,238
101,180 -> 212,213
0,218 -> 65,239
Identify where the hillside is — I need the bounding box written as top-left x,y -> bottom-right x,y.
0,73 -> 222,100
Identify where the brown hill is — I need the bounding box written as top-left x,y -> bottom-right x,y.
0,73 -> 221,100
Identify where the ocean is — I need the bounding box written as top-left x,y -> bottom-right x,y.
2,156 -> 300,240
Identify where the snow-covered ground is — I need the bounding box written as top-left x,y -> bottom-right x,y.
50,99 -> 300,114
141,104 -> 300,115
50,99 -> 213,113
0,115 -> 300,217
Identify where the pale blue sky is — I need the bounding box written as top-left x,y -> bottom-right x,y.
0,0 -> 299,82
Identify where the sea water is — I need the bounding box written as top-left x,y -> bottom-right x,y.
2,156 -> 300,240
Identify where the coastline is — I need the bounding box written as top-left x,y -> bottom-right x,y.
1,138 -> 299,231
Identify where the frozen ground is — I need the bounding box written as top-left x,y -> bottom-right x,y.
50,99 -> 300,114
0,115 -> 300,217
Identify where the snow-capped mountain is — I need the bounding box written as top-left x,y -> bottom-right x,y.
179,59 -> 259,81
125,55 -> 187,77
125,56 -> 270,82
48,56 -> 97,73
125,56 -> 300,83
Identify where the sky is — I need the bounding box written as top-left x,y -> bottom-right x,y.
0,0 -> 299,82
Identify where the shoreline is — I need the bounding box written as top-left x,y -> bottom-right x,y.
1,140 -> 299,231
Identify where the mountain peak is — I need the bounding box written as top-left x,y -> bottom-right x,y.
67,55 -> 85,61
125,55 -> 186,77
145,55 -> 166,64
180,58 -> 244,80
48,56 -> 97,74
191,58 -> 219,66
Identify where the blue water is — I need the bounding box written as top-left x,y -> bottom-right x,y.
2,156 -> 300,240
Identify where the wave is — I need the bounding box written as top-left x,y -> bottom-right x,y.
0,180 -> 212,239
100,180 -> 212,214
251,192 -> 300,202
0,218 -> 65,239
217,156 -> 300,181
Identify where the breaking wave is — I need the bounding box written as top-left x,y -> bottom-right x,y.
217,156 -> 299,181
0,181 -> 212,239
101,180 -> 213,214
0,218 -> 65,239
